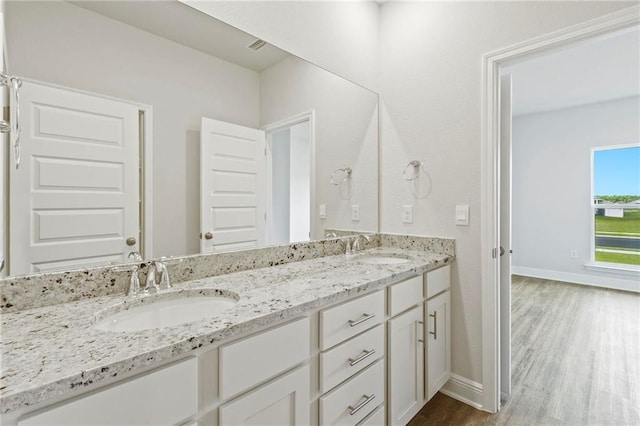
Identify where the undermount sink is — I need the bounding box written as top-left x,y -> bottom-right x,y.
93,289 -> 239,332
352,254 -> 411,265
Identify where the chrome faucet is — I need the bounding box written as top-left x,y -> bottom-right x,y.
144,262 -> 161,294
157,261 -> 171,290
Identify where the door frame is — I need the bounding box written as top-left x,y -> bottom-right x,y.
480,5 -> 639,413
9,78 -> 154,263
263,110 -> 316,244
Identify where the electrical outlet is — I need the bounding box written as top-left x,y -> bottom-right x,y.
570,250 -> 578,259
319,204 -> 326,219
351,205 -> 360,221
402,205 -> 413,224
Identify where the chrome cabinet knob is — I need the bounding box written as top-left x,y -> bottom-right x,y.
204,232 -> 213,240
126,237 -> 137,246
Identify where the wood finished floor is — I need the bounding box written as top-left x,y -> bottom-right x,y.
408,275 -> 640,425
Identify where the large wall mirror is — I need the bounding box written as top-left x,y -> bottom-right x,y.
3,0 -> 379,276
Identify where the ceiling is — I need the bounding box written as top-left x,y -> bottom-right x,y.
505,27 -> 640,116
69,1 -> 289,72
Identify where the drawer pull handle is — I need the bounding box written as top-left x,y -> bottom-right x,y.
348,394 -> 376,416
348,313 -> 376,327
429,311 -> 437,340
348,349 -> 376,366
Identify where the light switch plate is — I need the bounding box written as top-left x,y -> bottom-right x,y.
351,205 -> 360,221
455,204 -> 469,226
402,205 -> 413,224
319,204 -> 326,219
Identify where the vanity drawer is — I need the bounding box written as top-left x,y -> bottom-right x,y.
357,404 -> 385,426
219,317 -> 310,400
388,275 -> 423,316
320,324 -> 384,393
320,291 -> 384,350
425,265 -> 450,299
320,360 -> 384,426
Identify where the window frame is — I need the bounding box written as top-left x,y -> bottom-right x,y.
589,143 -> 640,272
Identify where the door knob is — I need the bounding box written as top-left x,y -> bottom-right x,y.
126,237 -> 137,246
204,232 -> 213,240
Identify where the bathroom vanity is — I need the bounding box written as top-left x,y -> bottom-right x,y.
0,237 -> 454,426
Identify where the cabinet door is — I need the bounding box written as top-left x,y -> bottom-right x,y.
18,358 -> 197,426
388,306 -> 424,425
425,290 -> 451,401
219,364 -> 310,426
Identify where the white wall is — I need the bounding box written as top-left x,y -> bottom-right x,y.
181,0 -> 379,92
5,1 -> 260,258
512,96 -> 640,291
379,1 -> 634,388
260,55 -> 379,238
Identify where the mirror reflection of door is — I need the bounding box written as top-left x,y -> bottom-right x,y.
268,120 -> 311,246
200,117 -> 266,254
9,80 -> 142,275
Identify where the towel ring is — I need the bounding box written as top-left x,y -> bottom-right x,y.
330,167 -> 352,185
402,160 -> 424,181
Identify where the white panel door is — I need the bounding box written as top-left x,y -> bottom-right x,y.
388,306 -> 425,425
425,290 -> 451,401
200,117 -> 265,253
9,81 -> 139,275
219,364 -> 310,426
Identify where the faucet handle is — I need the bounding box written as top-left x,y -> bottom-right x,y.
157,262 -> 171,290
352,234 -> 372,252
345,238 -> 353,257
127,265 -> 141,296
144,263 -> 160,294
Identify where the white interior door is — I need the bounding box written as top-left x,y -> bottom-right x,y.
200,117 -> 265,253
499,73 -> 513,402
9,81 -> 140,275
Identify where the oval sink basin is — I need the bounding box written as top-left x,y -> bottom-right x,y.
94,290 -> 239,332
353,254 -> 410,265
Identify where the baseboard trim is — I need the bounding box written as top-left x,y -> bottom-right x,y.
512,266 -> 640,293
440,374 -> 484,410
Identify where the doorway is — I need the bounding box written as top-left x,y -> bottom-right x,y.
480,6 -> 640,413
265,111 -> 315,246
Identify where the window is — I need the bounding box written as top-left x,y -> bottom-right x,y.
592,145 -> 640,267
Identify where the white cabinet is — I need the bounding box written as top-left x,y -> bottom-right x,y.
424,265 -> 451,402
425,290 -> 451,401
18,358 -> 198,426
388,306 -> 424,426
219,364 -> 310,426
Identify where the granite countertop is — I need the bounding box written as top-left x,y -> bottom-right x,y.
0,247 -> 453,415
